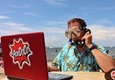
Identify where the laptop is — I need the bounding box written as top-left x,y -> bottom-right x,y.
1,32 -> 73,80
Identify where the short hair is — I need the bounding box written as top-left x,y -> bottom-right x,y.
68,18 -> 87,28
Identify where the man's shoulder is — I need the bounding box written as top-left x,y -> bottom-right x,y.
93,43 -> 105,49
62,43 -> 75,49
62,43 -> 69,48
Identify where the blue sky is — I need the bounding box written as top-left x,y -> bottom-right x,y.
0,0 -> 115,47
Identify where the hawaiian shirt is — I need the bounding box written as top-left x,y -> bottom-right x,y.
51,43 -> 108,72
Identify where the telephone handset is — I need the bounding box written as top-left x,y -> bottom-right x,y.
84,28 -> 91,34
76,28 -> 91,47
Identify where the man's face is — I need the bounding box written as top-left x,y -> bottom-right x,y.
68,21 -> 85,41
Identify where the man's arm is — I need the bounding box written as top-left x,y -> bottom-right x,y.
47,46 -> 65,72
89,45 -> 115,72
82,33 -> 115,72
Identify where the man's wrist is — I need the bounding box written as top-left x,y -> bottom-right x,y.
87,44 -> 93,49
89,44 -> 97,52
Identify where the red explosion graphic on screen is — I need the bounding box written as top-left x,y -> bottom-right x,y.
9,38 -> 33,69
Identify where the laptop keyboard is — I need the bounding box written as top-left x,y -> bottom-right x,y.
48,72 -> 73,80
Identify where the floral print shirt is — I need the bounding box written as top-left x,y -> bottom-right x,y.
52,43 -> 108,72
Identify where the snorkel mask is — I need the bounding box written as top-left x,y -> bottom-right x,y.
65,26 -> 86,47
65,26 -> 82,40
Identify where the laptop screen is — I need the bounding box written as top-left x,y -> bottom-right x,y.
1,32 -> 48,80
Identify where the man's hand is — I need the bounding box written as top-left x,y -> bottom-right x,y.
47,60 -> 59,72
82,32 -> 93,48
47,60 -> 52,72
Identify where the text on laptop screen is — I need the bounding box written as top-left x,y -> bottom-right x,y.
9,38 -> 33,69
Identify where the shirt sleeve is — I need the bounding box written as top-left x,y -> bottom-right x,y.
51,49 -> 63,71
95,44 -> 108,54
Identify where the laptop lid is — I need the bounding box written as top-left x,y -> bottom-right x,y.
1,32 -> 48,80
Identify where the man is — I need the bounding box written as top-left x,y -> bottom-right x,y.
47,18 -> 115,72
